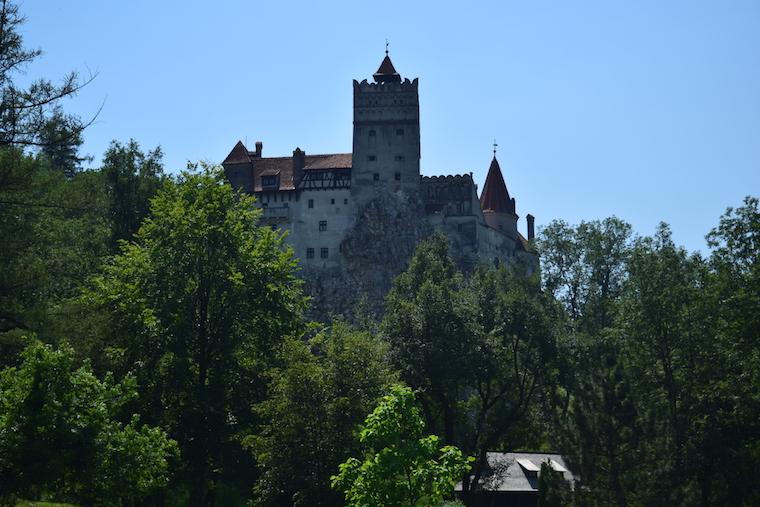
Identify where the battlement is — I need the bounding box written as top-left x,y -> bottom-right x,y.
353,78 -> 419,94
421,174 -> 477,216
422,174 -> 475,184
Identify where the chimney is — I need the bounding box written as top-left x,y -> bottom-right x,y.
292,147 -> 306,184
527,214 -> 535,241
254,141 -> 263,157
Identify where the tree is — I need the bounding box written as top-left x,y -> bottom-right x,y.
248,322 -> 396,506
99,139 -> 167,249
83,165 -> 306,506
537,217 -> 632,333
0,340 -> 176,505
37,107 -> 91,177
0,0 -> 94,150
331,385 -> 472,507
536,218 -> 639,506
383,234 -> 560,495
694,196 -> 760,505
0,147 -> 108,353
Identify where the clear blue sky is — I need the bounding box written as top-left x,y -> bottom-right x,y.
22,0 -> 760,253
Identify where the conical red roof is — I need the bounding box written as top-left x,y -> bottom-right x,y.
480,157 -> 515,214
373,55 -> 401,83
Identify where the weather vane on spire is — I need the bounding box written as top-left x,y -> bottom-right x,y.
385,39 -> 389,56
493,139 -> 498,157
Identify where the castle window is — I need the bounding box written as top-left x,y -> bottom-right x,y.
396,128 -> 404,136
320,247 -> 329,259
369,130 -> 376,147
261,175 -> 277,187
319,220 -> 327,232
331,198 -> 335,205
395,155 -> 405,162
283,202 -> 288,208
344,198 -> 348,205
368,155 -> 376,162
369,130 -> 376,137
373,173 -> 380,181
308,199 -> 314,208
394,172 -> 401,181
306,248 -> 314,259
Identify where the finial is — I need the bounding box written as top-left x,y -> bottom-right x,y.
385,39 -> 389,56
493,139 -> 498,157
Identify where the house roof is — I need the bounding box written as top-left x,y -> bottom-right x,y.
373,55 -> 402,83
480,157 -> 515,214
455,452 -> 575,493
222,142 -> 352,192
222,140 -> 251,165
303,153 -> 352,170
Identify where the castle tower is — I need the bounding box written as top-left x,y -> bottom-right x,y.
480,156 -> 519,239
351,51 -> 421,205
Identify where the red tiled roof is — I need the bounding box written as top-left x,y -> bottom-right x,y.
480,157 -> 515,214
222,140 -> 250,165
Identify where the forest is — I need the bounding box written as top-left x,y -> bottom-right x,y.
1,1 -> 758,506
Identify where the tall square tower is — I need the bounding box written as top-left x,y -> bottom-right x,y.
351,53 -> 421,205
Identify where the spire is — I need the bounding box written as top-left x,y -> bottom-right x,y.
373,42 -> 401,83
480,156 -> 516,214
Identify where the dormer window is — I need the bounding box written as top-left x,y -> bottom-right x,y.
261,175 -> 277,187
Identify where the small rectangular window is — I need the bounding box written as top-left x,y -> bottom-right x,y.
344,198 -> 348,205
395,155 -> 405,162
306,248 -> 314,259
368,155 -> 376,162
308,199 -> 314,208
396,128 -> 404,135
331,198 -> 335,204
319,220 -> 327,232
394,172 -> 401,181
283,202 -> 289,208
320,247 -> 329,259
373,173 -> 380,181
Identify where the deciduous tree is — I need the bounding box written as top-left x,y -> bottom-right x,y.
84,165 -> 306,506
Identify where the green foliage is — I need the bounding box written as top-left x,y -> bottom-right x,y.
37,108 -> 90,177
331,385 -> 472,507
83,165 -> 306,504
248,322 -> 396,506
540,199 -> 760,506
0,147 -> 108,357
0,341 -> 176,505
99,139 -> 167,249
383,233 -> 561,492
537,462 -> 569,507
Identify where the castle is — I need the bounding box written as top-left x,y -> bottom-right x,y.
222,52 -> 537,317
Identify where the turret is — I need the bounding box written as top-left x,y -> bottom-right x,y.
480,156 -> 519,239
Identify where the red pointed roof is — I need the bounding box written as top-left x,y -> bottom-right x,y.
222,140 -> 251,165
373,55 -> 401,83
480,157 -> 516,214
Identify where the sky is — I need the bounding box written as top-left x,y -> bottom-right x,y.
20,0 -> 760,253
